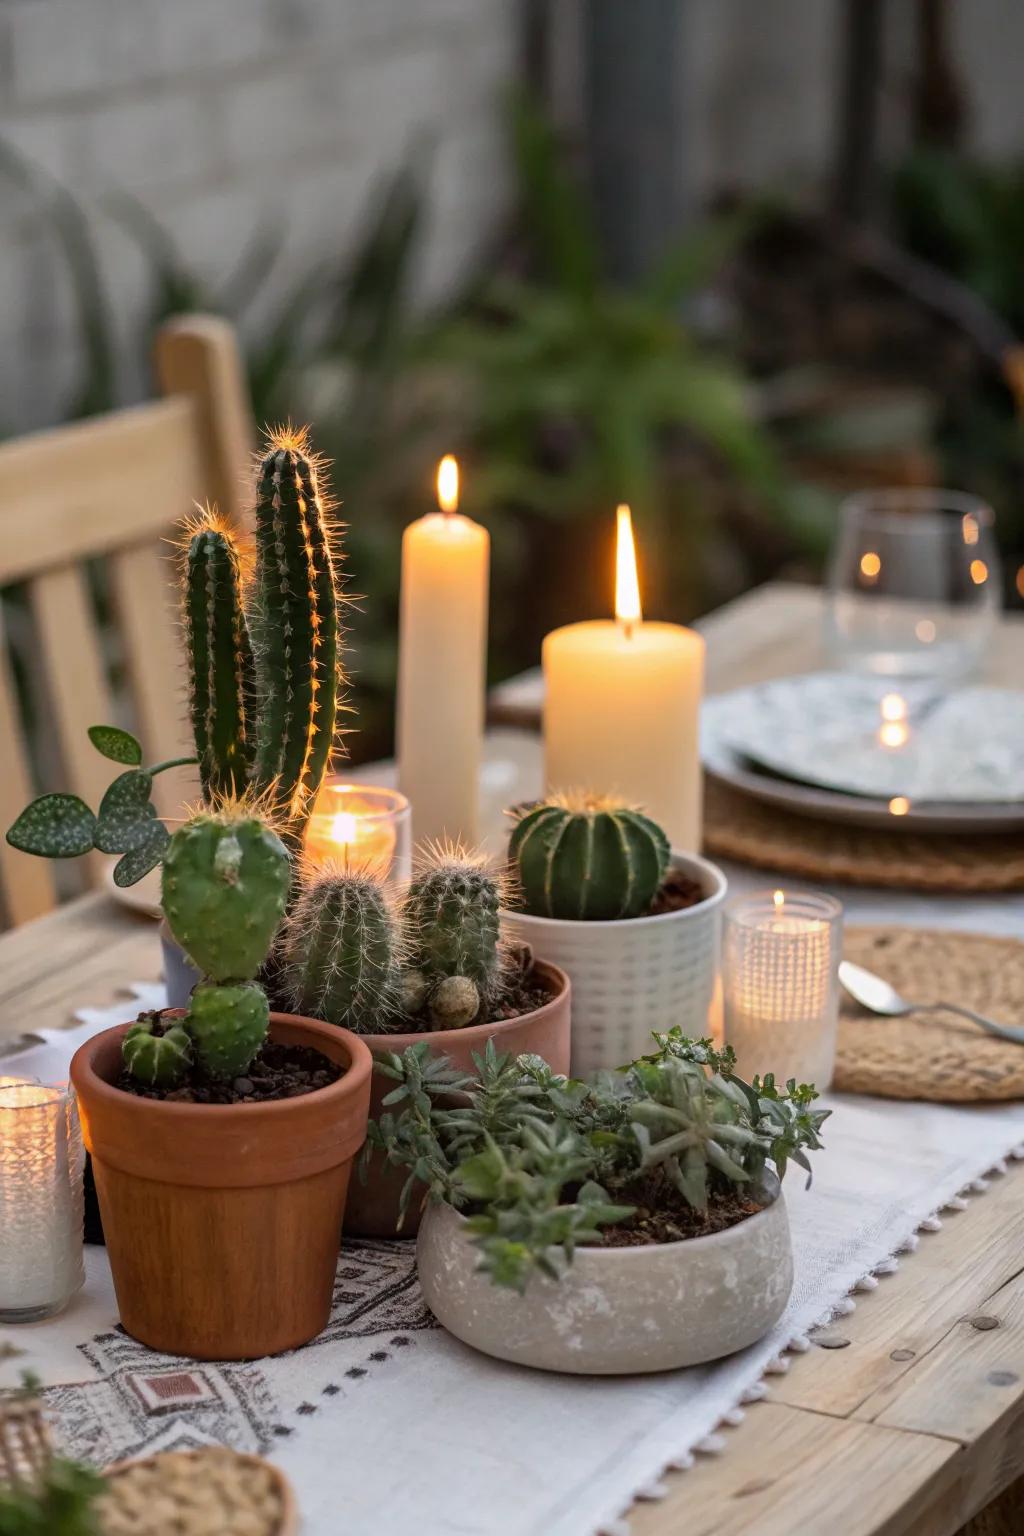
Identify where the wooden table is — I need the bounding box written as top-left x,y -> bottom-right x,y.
3,581 -> 1024,1536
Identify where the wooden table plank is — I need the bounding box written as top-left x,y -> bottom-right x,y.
772,1163 -> 1024,1420
628,1402 -> 961,1536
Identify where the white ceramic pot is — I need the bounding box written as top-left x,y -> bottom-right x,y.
417,1174 -> 791,1374
500,851 -> 727,1078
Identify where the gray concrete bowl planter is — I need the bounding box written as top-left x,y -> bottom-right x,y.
416,1172 -> 791,1375
500,851 -> 728,1078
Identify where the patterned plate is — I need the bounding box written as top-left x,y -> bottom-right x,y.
706,673 -> 1024,806
702,691 -> 1024,833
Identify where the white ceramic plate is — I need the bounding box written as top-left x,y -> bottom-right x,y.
709,673 -> 1024,805
702,691 -> 1024,833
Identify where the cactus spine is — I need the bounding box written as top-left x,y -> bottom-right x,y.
123,1017 -> 192,1088
184,519 -> 255,801
402,847 -> 505,1007
250,434 -> 340,825
509,796 -> 670,921
161,812 -> 291,982
282,869 -> 403,1034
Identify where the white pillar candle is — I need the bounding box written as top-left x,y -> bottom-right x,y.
397,457 -> 489,848
0,1082 -> 84,1322
543,507 -> 704,849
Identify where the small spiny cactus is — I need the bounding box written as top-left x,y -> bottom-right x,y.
185,981 -> 270,1080
282,867 -> 404,1034
402,844 -> 508,1005
161,810 -> 291,983
122,1017 -> 192,1089
509,794 -> 670,920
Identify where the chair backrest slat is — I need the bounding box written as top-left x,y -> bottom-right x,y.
0,315 -> 252,924
0,634 -> 56,924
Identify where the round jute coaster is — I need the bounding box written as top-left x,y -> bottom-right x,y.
703,777 -> 1024,893
835,927 -> 1024,1102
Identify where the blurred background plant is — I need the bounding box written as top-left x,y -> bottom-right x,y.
3,0 -> 1024,761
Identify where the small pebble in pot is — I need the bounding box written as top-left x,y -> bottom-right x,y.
233,1077 -> 255,1096
428,975 -> 480,1030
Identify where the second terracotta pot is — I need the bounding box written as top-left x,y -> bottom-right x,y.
344,959 -> 571,1239
71,1013 -> 372,1361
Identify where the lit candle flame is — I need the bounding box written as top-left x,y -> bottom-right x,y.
773,889 -> 784,911
330,811 -> 359,848
880,693 -> 907,722
889,796 -> 910,816
437,455 -> 459,514
615,504 -> 642,632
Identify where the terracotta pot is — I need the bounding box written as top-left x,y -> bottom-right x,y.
501,851 -> 727,1078
71,1012 -> 372,1361
344,959 -> 571,1240
418,1173 -> 791,1374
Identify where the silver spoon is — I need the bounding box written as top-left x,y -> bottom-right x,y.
839,960 -> 1024,1046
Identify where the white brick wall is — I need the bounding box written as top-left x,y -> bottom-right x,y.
0,0 -> 519,433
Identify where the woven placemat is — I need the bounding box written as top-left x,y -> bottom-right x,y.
835,926 -> 1024,1101
703,776 -> 1024,893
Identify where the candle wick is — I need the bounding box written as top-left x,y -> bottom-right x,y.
621,618 -> 636,641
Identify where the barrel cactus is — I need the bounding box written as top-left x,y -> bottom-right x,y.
160,811 -> 291,983
402,845 -> 507,1010
509,796 -> 670,921
281,868 -> 404,1034
123,1017 -> 192,1089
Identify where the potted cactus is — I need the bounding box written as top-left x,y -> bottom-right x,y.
501,795 -> 727,1077
279,844 -> 571,1237
70,805 -> 372,1361
5,424 -> 344,1006
371,1031 -> 829,1374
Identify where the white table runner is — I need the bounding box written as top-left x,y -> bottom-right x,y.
4,979 -> 1024,1536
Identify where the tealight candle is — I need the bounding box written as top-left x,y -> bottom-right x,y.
542,507 -> 704,849
722,889 -> 843,1088
304,783 -> 412,882
0,1081 -> 84,1322
397,456 -> 489,847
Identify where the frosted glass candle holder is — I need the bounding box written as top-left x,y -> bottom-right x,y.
0,1081 -> 85,1323
722,891 -> 843,1090
304,783 -> 412,883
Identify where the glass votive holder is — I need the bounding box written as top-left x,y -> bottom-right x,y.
304,782 -> 412,883
722,890 -> 843,1090
0,1082 -> 85,1323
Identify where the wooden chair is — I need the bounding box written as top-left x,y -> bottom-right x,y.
0,314 -> 253,926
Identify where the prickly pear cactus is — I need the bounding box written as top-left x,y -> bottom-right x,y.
185,981 -> 270,1079
161,813 -> 290,981
402,849 -> 504,1001
282,870 -> 404,1034
122,1016 -> 192,1088
509,796 -> 670,921
184,517 -> 255,801
250,429 -> 341,826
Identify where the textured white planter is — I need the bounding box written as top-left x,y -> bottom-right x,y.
417,1174 -> 791,1375
501,852 -> 727,1078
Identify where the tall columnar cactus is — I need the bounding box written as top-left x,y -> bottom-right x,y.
249,431 -> 341,826
6,424 -> 345,889
509,796 -> 671,921
184,517 -> 255,802
282,869 -> 404,1034
402,847 -> 505,1010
